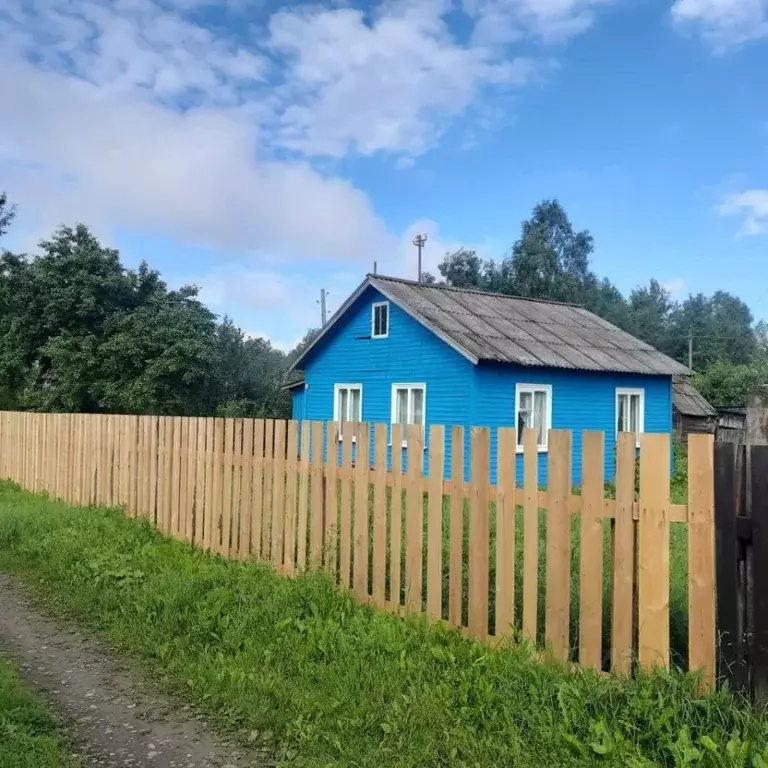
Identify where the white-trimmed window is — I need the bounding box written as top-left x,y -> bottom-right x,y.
372,301 -> 389,339
515,384 -> 552,451
334,384 -> 362,439
616,388 -> 644,445
391,384 -> 426,444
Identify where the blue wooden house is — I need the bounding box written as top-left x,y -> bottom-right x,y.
288,275 -> 690,484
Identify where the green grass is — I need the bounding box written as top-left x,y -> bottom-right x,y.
0,658 -> 77,768
1,482 -> 767,767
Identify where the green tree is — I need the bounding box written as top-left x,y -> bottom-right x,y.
0,192 -> 15,238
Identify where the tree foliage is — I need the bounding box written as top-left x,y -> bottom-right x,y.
0,220 -> 298,417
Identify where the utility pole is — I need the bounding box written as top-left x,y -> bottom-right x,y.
413,234 -> 427,282
319,289 -> 328,327
688,327 -> 693,370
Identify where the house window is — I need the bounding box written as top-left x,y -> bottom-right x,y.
515,384 -> 552,451
616,388 -> 644,445
372,301 -> 389,339
391,384 -> 426,444
334,384 -> 362,439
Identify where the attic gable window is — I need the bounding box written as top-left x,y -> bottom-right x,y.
515,384 -> 552,452
616,388 -> 644,446
372,301 -> 389,339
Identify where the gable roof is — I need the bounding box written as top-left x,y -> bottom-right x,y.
672,376 -> 716,417
290,275 -> 691,376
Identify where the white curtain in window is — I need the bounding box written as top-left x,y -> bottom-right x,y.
350,389 -> 361,422
412,388 -> 424,425
534,390 -> 547,446
339,389 -> 349,422
396,389 -> 408,424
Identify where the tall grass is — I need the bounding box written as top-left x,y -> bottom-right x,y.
0,658 -> 77,768
1,481 -> 767,768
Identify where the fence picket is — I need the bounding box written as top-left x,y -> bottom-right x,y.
177,417 -> 190,539
390,423 -> 403,609
221,419 -> 235,558
309,422 -> 325,568
449,426 -> 465,628
262,420 -> 274,558
468,427 -> 490,639
372,423 -> 387,607
284,420 -> 299,574
405,424 -> 424,614
353,422 -> 370,601
271,420 -> 286,566
688,434 -> 716,690
546,430 -> 572,662
611,432 -> 636,677
170,416 -> 182,538
239,419 -> 254,561
523,427 -> 539,643
324,422 -> 338,577
203,418 -> 215,550
427,425 -> 445,623
211,418 -> 225,552
495,427 -> 516,638
193,418 -> 206,545
638,432 -> 670,671
579,431 -> 604,671
251,419 -> 265,560
296,422 -> 310,570
231,419 -> 244,560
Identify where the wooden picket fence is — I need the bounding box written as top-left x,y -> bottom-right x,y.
0,411 -> 716,687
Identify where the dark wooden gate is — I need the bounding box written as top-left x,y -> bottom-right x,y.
714,441 -> 768,698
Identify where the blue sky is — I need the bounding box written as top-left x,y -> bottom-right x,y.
1,0 -> 766,350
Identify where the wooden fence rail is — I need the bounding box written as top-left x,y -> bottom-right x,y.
0,411 -> 716,687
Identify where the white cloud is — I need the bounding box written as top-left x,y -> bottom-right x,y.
671,0 -> 768,48
0,0 -> 616,267
266,0 -> 537,157
0,56 -> 393,262
717,189 -> 768,236
661,278 -> 687,296
465,0 -> 620,47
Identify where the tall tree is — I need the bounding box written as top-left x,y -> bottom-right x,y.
0,192 -> 15,239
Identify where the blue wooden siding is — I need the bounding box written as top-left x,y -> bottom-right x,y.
290,385 -> 306,421
291,286 -> 673,485
473,363 -> 672,486
298,285 -> 474,476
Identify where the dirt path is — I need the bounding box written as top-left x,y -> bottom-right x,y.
0,573 -> 269,768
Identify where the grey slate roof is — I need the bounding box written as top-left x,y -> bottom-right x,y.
369,276 -> 691,375
672,376 -> 716,417
290,275 -> 692,376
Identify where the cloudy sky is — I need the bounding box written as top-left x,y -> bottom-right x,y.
1,0 -> 766,349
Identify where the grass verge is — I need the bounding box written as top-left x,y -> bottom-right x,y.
0,657 -> 77,768
0,481 -> 766,768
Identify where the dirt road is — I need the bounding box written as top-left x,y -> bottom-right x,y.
0,573 -> 268,768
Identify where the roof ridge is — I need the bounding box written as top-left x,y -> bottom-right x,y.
367,274 -> 582,308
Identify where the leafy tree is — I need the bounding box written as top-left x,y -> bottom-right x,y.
0,192 -> 15,238
695,360 -> 768,408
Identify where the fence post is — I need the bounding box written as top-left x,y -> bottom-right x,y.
714,441 -> 747,692
751,445 -> 768,701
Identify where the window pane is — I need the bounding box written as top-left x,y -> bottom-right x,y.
617,394 -> 626,432
534,391 -> 547,446
517,408 -> 531,439
520,391 -> 533,411
629,394 -> 639,434
339,388 -> 348,422
412,388 -> 424,425
374,304 -> 388,336
396,389 -> 408,424
351,389 -> 361,422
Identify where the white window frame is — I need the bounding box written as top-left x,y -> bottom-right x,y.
371,301 -> 390,339
333,383 -> 363,441
390,383 -> 426,447
515,383 -> 553,453
615,387 -> 645,447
